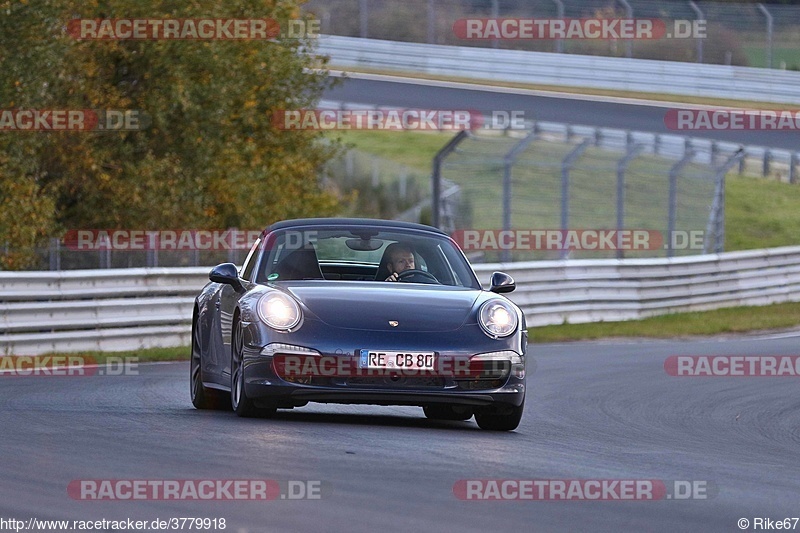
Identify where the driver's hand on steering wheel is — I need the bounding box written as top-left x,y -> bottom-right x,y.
385,272 -> 399,282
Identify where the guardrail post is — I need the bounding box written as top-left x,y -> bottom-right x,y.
502,128 -> 538,262
758,4 -> 773,69
763,149 -> 771,177
560,138 -> 591,259
431,130 -> 469,229
791,153 -> 798,184
100,247 -> 111,269
688,1 -> 705,63
667,150 -> 694,258
616,144 -> 644,259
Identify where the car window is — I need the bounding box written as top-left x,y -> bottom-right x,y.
240,237 -> 261,281
256,226 -> 479,288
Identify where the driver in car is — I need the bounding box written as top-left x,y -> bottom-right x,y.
383,243 -> 416,282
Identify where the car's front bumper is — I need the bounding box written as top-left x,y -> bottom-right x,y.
239,321 -> 527,409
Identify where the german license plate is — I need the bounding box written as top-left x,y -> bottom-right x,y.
359,350 -> 435,370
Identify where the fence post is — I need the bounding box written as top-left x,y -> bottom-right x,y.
49,238 -> 60,271
491,0 -> 499,49
427,0 -> 436,44
705,149 -> 743,254
667,151 -> 695,258
501,128 -> 538,262
552,0 -> 564,53
616,144 -> 644,259
431,130 -> 469,229
560,138 -> 591,259
738,146 -> 746,174
763,149 -> 771,177
758,4 -> 773,69
359,0 -> 368,38
617,0 -> 633,58
791,153 -> 798,185
688,1 -> 704,63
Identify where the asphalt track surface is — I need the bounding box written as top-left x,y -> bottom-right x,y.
323,76 -> 800,150
2,333 -> 800,532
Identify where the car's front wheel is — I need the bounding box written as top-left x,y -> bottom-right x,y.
190,315 -> 226,410
231,319 -> 276,418
474,401 -> 524,431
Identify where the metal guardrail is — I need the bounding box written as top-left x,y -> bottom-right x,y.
318,35 -> 800,104
3,247 -> 800,354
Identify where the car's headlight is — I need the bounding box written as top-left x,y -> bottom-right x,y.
257,292 -> 302,331
478,299 -> 518,338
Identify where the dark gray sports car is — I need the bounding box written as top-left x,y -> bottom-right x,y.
191,218 -> 527,430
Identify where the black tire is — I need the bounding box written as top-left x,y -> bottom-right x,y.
190,315 -> 226,410
474,401 -> 524,431
423,404 -> 473,421
231,319 -> 277,418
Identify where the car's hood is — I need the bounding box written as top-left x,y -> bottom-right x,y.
284,282 -> 481,332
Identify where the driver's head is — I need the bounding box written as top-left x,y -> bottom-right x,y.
385,243 -> 415,275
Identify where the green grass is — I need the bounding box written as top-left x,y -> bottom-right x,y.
37,346 -> 189,364
742,45 -> 800,70
530,301 -> 800,342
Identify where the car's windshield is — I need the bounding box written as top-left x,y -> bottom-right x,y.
254,225 -> 480,289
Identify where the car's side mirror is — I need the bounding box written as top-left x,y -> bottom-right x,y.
489,271 -> 515,293
209,263 -> 245,293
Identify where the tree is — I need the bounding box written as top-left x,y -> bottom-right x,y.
0,0 -> 340,269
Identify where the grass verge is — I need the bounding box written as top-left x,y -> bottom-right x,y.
530,302 -> 800,343
38,346 -> 190,364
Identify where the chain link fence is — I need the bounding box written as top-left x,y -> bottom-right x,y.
303,0 -> 800,69
431,124 -> 739,261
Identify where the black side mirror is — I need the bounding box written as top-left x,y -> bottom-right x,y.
209,263 -> 245,293
489,271 -> 515,293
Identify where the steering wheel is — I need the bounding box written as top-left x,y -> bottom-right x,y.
397,269 -> 439,284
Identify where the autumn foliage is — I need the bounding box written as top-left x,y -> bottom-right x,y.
0,0 -> 339,269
